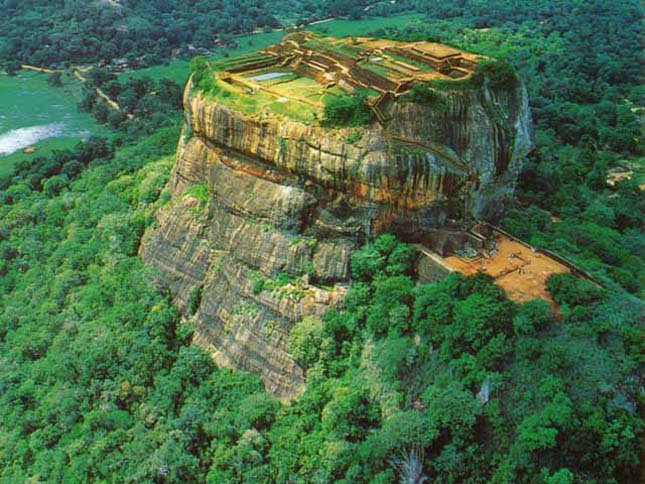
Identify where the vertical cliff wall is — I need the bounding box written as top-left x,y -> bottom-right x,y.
141,46 -> 532,399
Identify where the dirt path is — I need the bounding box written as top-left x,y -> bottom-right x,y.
72,70 -> 88,83
21,64 -> 63,74
306,17 -> 337,26
251,16 -> 340,34
95,87 -> 121,111
73,69 -> 133,119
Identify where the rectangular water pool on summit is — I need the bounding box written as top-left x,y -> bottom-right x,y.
249,72 -> 290,81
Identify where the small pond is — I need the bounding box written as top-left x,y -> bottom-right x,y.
249,72 -> 290,81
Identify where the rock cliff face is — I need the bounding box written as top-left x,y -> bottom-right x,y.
141,44 -> 532,399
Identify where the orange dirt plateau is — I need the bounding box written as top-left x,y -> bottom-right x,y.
444,234 -> 569,307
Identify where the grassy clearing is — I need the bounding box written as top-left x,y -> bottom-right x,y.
204,71 -> 334,122
363,62 -> 393,78
203,76 -> 320,123
205,79 -> 262,114
309,13 -> 427,37
273,76 -> 322,98
0,71 -> 108,178
118,60 -> 192,84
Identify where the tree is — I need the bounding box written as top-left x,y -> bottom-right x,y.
43,175 -> 68,197
79,90 -> 97,112
366,275 -> 414,336
321,378 -> 379,441
288,316 -> 325,370
546,273 -> 605,308
47,72 -> 63,87
322,90 -> 375,127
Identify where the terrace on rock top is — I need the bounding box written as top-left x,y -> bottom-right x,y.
202,31 -> 484,121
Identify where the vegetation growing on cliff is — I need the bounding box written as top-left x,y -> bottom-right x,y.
189,56 -> 220,96
400,83 -> 446,108
471,59 -> 518,88
322,90 -> 375,127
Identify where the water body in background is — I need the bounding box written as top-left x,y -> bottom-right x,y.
0,123 -> 67,156
0,71 -> 105,159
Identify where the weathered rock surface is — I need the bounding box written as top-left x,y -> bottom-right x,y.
141,55 -> 532,399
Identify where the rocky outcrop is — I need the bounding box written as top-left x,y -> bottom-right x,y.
185,79 -> 532,230
141,46 -> 532,399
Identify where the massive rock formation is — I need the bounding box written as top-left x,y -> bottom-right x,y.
141,34 -> 532,399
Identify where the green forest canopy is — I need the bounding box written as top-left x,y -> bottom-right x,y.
0,0 -> 397,69
0,133 -> 641,480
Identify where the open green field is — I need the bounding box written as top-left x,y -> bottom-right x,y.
309,12 -> 426,37
204,77 -> 322,123
0,71 -> 108,178
118,60 -> 193,85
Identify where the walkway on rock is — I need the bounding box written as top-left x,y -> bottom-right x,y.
389,134 -> 471,174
